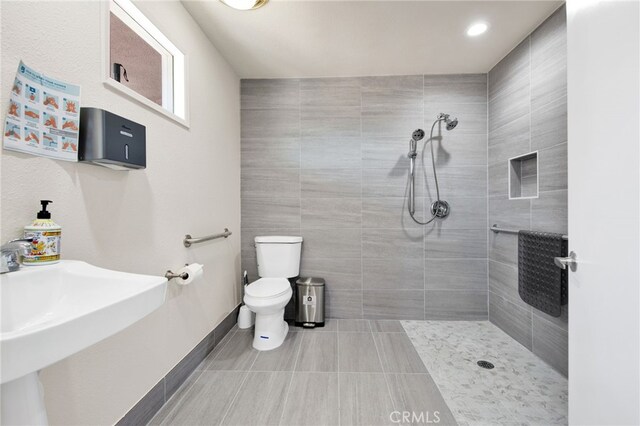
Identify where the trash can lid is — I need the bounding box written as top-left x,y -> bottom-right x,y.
296,277 -> 325,286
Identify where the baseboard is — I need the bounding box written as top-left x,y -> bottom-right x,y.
116,304 -> 241,426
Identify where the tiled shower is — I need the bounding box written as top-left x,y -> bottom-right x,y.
242,6 -> 567,374
487,6 -> 568,375
241,75 -> 488,320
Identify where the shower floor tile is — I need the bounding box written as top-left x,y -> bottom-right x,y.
401,320 -> 568,425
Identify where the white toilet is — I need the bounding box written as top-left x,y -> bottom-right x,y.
244,236 -> 302,351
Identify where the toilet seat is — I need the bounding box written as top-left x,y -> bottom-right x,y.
245,278 -> 290,299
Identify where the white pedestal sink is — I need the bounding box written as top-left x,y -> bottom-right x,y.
0,260 -> 168,425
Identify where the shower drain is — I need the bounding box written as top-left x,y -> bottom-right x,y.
477,360 -> 495,369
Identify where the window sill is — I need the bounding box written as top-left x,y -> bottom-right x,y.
103,78 -> 189,129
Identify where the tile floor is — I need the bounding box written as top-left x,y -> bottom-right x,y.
403,321 -> 568,425
150,319 -> 567,426
150,319 -> 456,426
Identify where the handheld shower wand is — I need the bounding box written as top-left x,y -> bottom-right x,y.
407,113 -> 459,225
408,129 -> 425,215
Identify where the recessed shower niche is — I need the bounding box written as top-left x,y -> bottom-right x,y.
509,151 -> 538,199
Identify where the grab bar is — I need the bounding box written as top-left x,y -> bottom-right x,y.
490,224 -> 568,240
184,228 -> 232,247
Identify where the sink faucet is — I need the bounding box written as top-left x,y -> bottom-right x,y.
1,238 -> 33,273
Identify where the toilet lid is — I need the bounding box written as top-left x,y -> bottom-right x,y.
245,278 -> 290,298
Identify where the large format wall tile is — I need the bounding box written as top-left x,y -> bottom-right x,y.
425,289 -> 488,320
488,259 -> 528,309
241,108 -> 299,139
362,75 -> 423,138
362,197 -> 420,229
488,38 -> 530,101
362,112 -> 424,138
487,4 -> 568,376
488,114 -> 530,166
538,143 -> 568,192
361,75 -> 423,112
488,162 -> 508,197
532,314 -> 568,377
424,74 -> 487,105
425,228 -> 487,259
531,190 -> 568,234
325,290 -> 363,318
300,77 -> 361,108
302,228 -> 362,259
241,168 -> 300,199
362,137 -> 412,169
489,232 -> 518,266
300,256 -> 362,291
301,106 -> 361,138
531,95 -> 567,151
530,5 -> 567,112
431,133 -> 487,168
242,198 -> 301,229
363,256 -> 424,290
301,137 -> 362,169
488,81 -> 530,134
241,79 -> 299,109
301,168 -> 362,198
489,196 -> 531,230
362,167 -> 417,198
241,137 -> 300,169
301,198 -> 362,229
363,290 -> 425,320
362,228 -> 423,259
489,293 -> 533,350
242,74 -> 487,320
424,166 -> 487,198
425,259 -> 487,291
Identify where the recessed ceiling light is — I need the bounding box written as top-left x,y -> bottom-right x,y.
220,0 -> 268,11
466,22 -> 489,37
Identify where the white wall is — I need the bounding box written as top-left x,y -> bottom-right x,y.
0,1 -> 241,424
567,0 -> 640,424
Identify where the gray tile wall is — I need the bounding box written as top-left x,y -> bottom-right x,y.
241,74 -> 488,321
487,5 -> 568,376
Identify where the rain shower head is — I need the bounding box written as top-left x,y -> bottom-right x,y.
438,113 -> 459,131
412,129 -> 425,141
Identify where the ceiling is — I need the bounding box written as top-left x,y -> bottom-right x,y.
182,0 -> 563,79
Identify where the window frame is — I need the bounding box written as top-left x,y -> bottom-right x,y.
102,0 -> 189,127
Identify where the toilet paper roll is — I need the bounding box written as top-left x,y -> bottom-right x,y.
175,263 -> 204,285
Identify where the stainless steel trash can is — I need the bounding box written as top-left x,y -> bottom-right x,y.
295,277 -> 325,328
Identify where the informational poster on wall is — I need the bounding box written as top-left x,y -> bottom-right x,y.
3,61 -> 81,162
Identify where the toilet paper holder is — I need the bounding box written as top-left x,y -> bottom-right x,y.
165,263 -> 204,284
165,265 -> 189,280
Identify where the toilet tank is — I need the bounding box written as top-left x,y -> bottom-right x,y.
255,236 -> 303,278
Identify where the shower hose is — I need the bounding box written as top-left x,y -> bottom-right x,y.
408,118 -> 443,225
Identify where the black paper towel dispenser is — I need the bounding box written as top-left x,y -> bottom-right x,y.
79,108 -> 146,170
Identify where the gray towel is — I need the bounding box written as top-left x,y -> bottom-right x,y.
518,230 -> 568,317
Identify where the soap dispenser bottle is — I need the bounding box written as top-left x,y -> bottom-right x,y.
23,200 -> 61,265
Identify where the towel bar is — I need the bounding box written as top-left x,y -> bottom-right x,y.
490,224 -> 568,240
